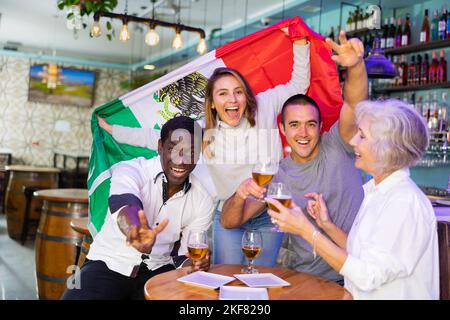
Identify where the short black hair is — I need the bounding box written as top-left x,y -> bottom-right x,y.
160,115 -> 201,143
280,94 -> 322,125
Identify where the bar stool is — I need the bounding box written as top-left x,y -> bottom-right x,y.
70,217 -> 92,268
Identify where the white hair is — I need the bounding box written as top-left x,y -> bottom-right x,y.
355,99 -> 429,174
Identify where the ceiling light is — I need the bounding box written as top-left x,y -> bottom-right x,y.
145,25 -> 159,46
144,64 -> 156,70
172,29 -> 183,49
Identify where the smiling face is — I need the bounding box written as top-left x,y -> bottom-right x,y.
349,116 -> 379,178
211,74 -> 247,127
158,129 -> 198,187
281,103 -> 322,164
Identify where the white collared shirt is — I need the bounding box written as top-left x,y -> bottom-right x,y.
340,168 -> 439,299
87,156 -> 214,276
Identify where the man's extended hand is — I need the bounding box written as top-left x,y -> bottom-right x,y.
127,210 -> 169,254
326,30 -> 364,68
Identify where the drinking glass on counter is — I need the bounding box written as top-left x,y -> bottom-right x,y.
241,229 -> 263,274
187,230 -> 209,267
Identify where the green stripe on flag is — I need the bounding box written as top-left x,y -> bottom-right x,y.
88,98 -> 158,233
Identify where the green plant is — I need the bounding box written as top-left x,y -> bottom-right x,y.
57,0 -> 118,17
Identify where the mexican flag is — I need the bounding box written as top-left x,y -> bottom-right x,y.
88,16 -> 343,236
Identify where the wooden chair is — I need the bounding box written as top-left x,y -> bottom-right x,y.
438,221 -> 450,300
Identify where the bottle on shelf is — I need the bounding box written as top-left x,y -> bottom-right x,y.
415,95 -> 423,116
381,18 -> 389,49
395,17 -> 403,48
346,11 -> 354,32
429,91 -> 439,131
437,49 -> 447,83
401,14 -> 411,46
423,93 -> 431,123
439,92 -> 449,132
355,8 -> 361,31
387,17 -> 396,48
429,51 -> 439,83
439,6 -> 448,40
401,55 -> 409,86
415,54 -> 422,85
363,9 -> 370,29
431,9 -> 439,41
447,8 -> 450,39
393,56 -> 402,86
421,53 -> 430,85
420,9 -> 430,43
408,55 -> 416,85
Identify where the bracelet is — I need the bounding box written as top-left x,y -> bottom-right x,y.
312,230 -> 321,259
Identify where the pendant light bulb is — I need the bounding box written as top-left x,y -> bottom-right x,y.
145,26 -> 160,46
119,22 -> 130,42
197,37 -> 207,55
172,31 -> 183,49
91,20 -> 102,37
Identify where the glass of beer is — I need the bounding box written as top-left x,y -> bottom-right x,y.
187,230 -> 209,268
250,159 -> 278,201
241,229 -> 263,274
266,182 -> 292,232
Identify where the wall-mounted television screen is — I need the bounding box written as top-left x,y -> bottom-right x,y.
28,64 -> 96,107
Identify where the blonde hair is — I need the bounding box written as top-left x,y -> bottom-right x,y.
355,99 -> 429,175
202,67 -> 257,157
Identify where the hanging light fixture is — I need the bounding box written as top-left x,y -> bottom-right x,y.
145,0 -> 159,46
172,27 -> 183,49
145,25 -> 160,46
119,19 -> 130,42
90,12 -> 102,37
197,37 -> 207,55
89,1 -> 206,55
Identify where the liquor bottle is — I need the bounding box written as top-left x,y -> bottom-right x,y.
401,14 -> 411,46
429,91 -> 439,131
395,17 -> 403,47
408,55 -> 416,85
439,6 -> 448,40
415,95 -> 423,116
447,8 -> 450,38
401,55 -> 409,86
347,11 -> 354,32
381,18 -> 389,49
393,56 -> 401,86
354,8 -> 360,30
431,9 -> 439,41
387,17 -> 396,48
423,93 -> 431,123
415,54 -> 422,85
437,49 -> 447,82
420,9 -> 430,43
439,92 -> 449,132
421,53 -> 430,84
429,51 -> 439,83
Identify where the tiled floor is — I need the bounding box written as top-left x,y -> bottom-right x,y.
0,214 -> 38,300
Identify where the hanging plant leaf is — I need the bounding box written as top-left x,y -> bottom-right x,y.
106,21 -> 112,31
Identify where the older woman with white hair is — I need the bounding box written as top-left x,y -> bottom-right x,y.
266,99 -> 439,300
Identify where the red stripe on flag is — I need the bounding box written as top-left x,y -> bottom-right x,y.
219,30 -> 293,95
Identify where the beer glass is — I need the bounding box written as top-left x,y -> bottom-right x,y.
250,159 -> 278,201
187,230 -> 209,266
266,182 -> 292,232
241,229 -> 263,274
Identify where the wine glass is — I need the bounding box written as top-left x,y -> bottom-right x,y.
250,159 -> 279,201
187,230 -> 209,271
241,229 -> 263,274
266,182 -> 292,232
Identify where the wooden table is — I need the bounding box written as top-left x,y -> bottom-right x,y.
144,264 -> 352,300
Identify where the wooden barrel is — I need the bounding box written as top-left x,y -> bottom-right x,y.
70,217 -> 93,268
5,165 -> 60,240
34,189 -> 88,300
